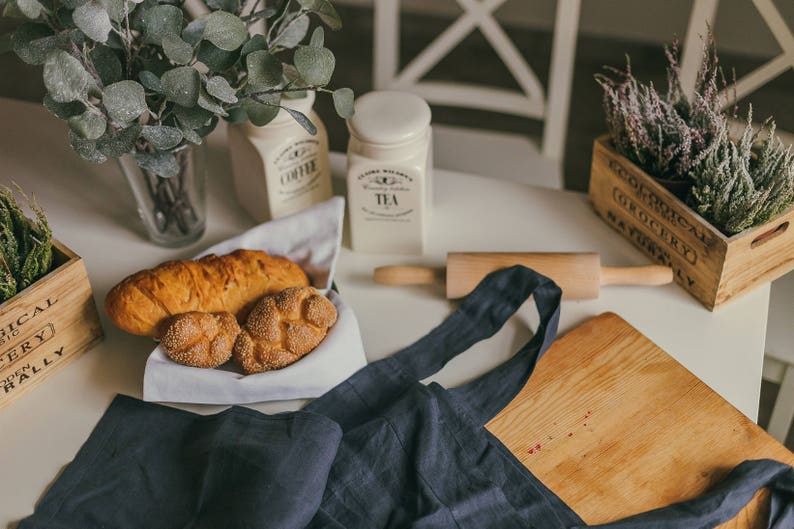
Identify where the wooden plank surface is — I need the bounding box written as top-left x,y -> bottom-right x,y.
487,312 -> 794,528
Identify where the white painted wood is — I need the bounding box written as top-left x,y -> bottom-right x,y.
763,355 -> 786,383
458,0 -> 545,104
372,0 -> 581,187
681,0 -> 794,108
729,53 -> 792,104
543,0 -> 581,160
679,0 -> 719,98
0,99 -> 770,524
392,7 -> 489,87
768,365 -> 794,442
373,0 -> 400,90
431,124 -> 562,188
408,82 -> 544,118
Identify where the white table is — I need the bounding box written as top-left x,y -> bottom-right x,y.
0,98 -> 770,525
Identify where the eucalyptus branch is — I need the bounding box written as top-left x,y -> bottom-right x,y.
249,84 -> 323,101
124,3 -> 133,78
266,0 -> 295,43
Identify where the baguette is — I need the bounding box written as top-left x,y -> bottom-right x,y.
105,249 -> 309,337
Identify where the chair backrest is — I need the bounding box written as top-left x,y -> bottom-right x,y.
372,0 -> 582,162
679,0 -> 794,106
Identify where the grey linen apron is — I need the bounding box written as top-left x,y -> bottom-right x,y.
18,267 -> 794,529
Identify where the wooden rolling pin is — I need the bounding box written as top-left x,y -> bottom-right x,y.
373,252 -> 673,299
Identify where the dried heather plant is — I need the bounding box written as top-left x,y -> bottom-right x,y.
689,110 -> 794,235
0,185 -> 53,302
595,36 -> 726,181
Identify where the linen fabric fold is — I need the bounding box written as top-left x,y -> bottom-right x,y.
20,267 -> 794,529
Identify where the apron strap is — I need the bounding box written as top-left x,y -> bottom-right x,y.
572,458 -> 794,529
308,266 -> 561,429
447,267 -> 562,425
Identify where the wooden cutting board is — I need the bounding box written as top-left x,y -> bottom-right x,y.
487,312 -> 794,529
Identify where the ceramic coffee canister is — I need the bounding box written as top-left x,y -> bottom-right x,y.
228,91 -> 333,222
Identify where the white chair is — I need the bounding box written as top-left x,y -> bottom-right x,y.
372,0 -> 582,189
680,0 -> 794,442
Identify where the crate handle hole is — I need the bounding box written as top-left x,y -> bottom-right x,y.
751,222 -> 789,249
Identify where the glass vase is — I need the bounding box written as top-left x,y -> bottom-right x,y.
118,144 -> 207,247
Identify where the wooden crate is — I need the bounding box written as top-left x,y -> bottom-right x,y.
589,136 -> 794,310
0,240 -> 103,410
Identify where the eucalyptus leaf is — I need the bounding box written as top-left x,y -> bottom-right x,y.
202,10 -> 247,51
96,123 -> 142,157
332,87 -> 353,118
73,0 -> 112,43
240,33 -> 266,56
3,1 -> 25,19
198,87 -> 227,116
225,105 -> 247,124
309,26 -> 323,47
68,130 -> 108,163
282,63 -> 306,86
196,115 -> 219,137
68,110 -> 107,140
206,76 -> 237,103
196,40 -> 238,71
246,50 -> 282,91
205,0 -> 239,12
297,0 -> 341,31
141,125 -> 183,150
271,12 -> 309,48
105,31 -> 126,50
103,80 -> 148,122
293,45 -> 334,86
134,150 -> 179,177
141,53 -> 171,76
89,45 -> 122,85
138,70 -> 162,92
283,107 -> 316,135
283,89 -> 307,99
43,95 -> 85,119
101,0 -> 125,23
162,34 -> 193,65
173,104 -> 212,129
16,0 -> 44,19
143,4 -> 183,46
161,66 -> 200,107
43,49 -> 94,103
242,94 -> 279,126
181,127 -> 202,144
182,18 -> 206,46
11,22 -> 53,65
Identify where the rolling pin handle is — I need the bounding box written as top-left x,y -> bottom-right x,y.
600,265 -> 674,287
373,266 -> 443,286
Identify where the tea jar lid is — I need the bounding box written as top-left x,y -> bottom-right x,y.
347,91 -> 431,145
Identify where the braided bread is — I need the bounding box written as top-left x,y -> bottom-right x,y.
233,286 -> 337,374
105,250 -> 309,337
161,312 -> 241,368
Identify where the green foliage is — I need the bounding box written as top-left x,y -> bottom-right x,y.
0,185 -> 53,303
597,34 -> 794,235
1,0 -> 353,177
689,112 -> 794,235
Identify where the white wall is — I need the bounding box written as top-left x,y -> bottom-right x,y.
337,0 -> 793,58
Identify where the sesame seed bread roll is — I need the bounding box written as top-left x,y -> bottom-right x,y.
233,286 -> 337,374
160,312 -> 240,369
105,249 -> 310,337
